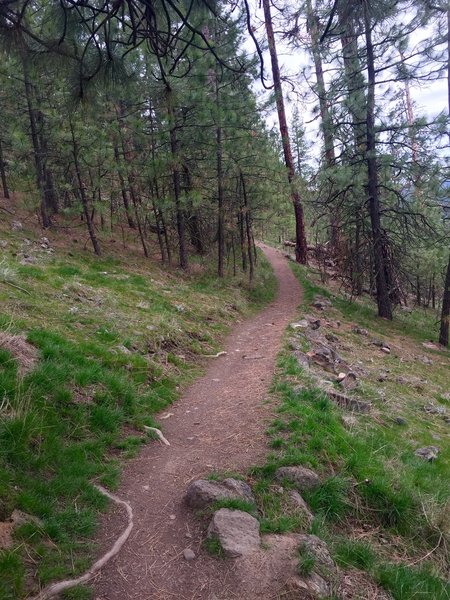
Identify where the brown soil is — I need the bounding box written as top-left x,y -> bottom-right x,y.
0,332 -> 37,377
92,243 -> 302,600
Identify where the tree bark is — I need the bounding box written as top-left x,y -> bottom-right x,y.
439,254 -> 450,346
0,136 -> 9,199
166,86 -> 188,270
113,143 -> 136,229
363,0 -> 392,319
22,58 -> 51,228
262,0 -> 308,264
69,120 -> 101,256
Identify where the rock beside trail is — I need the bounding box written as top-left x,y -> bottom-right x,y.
293,350 -> 310,369
234,534 -> 334,599
207,508 -> 260,557
288,491 -> 314,524
297,534 -> 336,572
184,478 -> 254,509
285,572 -> 330,599
275,466 -> 320,491
415,446 -> 439,461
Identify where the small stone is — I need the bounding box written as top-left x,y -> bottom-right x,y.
370,339 -> 385,347
325,333 -> 339,343
415,446 -> 439,461
309,319 -> 321,330
275,466 -> 320,491
291,320 -> 309,330
352,326 -> 368,336
418,355 -> 433,365
381,347 -> 391,354
207,509 -> 260,557
293,350 -> 310,369
11,220 -> 23,231
285,573 -> 330,599
169,514 -> 176,520
183,548 -> 196,561
117,344 -> 132,354
0,240 -> 8,248
337,372 -> 346,382
297,534 -> 336,571
393,417 -> 407,426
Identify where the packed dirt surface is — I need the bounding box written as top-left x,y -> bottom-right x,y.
93,244 -> 302,600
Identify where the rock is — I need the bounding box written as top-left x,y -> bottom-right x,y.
0,240 -> 8,248
352,326 -> 368,336
370,339 -> 385,348
393,416 -> 407,426
183,548 -> 196,561
184,478 -> 255,509
275,466 -> 320,491
285,573 -> 330,599
423,404 -> 446,415
415,446 -> 439,461
418,355 -> 433,365
325,333 -> 339,343
116,344 -> 132,354
297,534 -> 336,572
11,220 -> 23,231
293,350 -> 310,369
291,320 -> 309,330
288,337 -> 303,351
307,348 -> 338,373
207,509 -> 260,557
288,491 -> 314,524
309,319 -> 321,330
339,372 -> 358,391
381,347 -> 391,354
337,372 -> 347,382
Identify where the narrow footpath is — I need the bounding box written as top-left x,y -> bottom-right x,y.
93,243 -> 302,600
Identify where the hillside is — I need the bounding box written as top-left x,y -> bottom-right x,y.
0,199 -> 276,599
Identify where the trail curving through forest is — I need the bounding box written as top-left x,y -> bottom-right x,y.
93,243 -> 302,600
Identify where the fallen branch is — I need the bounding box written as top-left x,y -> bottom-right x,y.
30,485 -> 133,600
144,425 -> 171,446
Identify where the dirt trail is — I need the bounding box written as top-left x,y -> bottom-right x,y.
93,244 -> 302,600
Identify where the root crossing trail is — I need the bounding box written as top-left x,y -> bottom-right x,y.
93,244 -> 302,600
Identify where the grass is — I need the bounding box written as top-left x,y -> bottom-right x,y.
248,261 -> 450,598
203,536 -> 224,557
0,221 -> 276,598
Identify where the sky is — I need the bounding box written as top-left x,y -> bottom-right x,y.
241,1 -> 449,160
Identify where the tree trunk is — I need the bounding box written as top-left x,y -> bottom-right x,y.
69,121 -> 101,256
364,0 -> 392,320
113,143 -> 136,229
240,171 -> 254,282
0,136 -> 10,199
22,58 -> 51,228
166,86 -> 188,270
262,0 -> 308,264
217,120 -> 225,277
439,254 -> 450,346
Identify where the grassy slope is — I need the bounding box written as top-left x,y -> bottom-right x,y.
250,263 -> 449,599
0,219 -> 276,599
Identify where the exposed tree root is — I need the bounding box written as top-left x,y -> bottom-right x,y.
30,485 -> 133,600
203,351 -> 227,358
144,425 -> 171,446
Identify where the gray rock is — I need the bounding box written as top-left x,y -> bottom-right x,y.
293,350 -> 310,369
339,372 -> 358,391
11,221 -> 23,231
291,320 -> 309,330
207,508 -> 260,557
285,573 -> 330,599
393,416 -> 407,426
325,333 -> 339,343
352,326 -> 368,336
297,534 -> 336,572
288,491 -> 314,524
418,355 -> 433,365
184,478 -> 254,509
0,240 -> 8,248
381,347 -> 391,354
275,466 -> 320,491
415,446 -> 439,461
183,548 -> 196,561
309,319 -> 321,330
370,339 -> 385,348
423,404 -> 446,415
